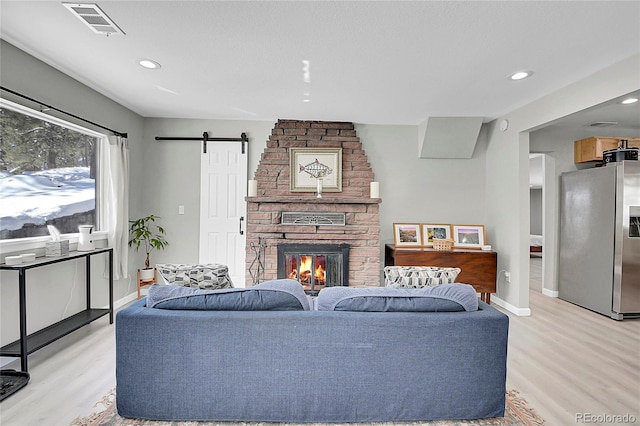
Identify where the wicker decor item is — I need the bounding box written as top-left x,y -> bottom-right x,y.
433,238 -> 454,251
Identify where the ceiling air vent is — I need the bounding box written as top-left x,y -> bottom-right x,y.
62,3 -> 125,36
589,121 -> 618,127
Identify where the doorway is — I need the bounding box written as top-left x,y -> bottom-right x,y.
529,154 -> 543,293
199,141 -> 248,287
528,152 -> 558,297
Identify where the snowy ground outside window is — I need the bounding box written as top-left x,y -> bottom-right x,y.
0,167 -> 95,232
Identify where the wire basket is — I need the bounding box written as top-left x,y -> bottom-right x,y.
432,238 -> 454,251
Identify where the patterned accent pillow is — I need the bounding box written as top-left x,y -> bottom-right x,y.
156,263 -> 233,289
384,266 -> 461,288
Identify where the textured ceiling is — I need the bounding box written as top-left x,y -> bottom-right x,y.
1,1 -> 639,125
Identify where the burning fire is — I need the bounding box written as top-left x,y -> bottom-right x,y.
315,263 -> 325,282
288,255 -> 326,285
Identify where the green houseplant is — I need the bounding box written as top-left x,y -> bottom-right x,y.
128,214 -> 169,279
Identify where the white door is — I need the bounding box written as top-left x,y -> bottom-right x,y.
199,142 -> 247,287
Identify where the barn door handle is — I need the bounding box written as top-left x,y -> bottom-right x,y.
239,216 -> 245,235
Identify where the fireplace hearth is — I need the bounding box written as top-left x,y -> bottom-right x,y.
277,244 -> 349,295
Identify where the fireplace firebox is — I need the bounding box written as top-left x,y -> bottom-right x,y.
277,244 -> 350,295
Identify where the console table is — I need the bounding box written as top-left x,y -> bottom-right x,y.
385,244 -> 497,303
0,248 -> 113,373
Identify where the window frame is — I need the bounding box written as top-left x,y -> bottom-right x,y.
0,98 -> 108,255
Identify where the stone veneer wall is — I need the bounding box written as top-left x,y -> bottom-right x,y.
245,119 -> 381,287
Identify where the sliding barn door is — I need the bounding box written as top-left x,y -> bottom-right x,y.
199,142 -> 247,287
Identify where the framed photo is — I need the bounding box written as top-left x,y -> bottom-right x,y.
290,148 -> 342,192
452,225 -> 485,249
422,224 -> 452,247
393,223 -> 422,247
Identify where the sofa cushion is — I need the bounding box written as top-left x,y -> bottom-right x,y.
384,266 -> 461,288
147,279 -> 310,311
316,284 -> 478,312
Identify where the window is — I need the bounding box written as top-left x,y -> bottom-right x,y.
0,99 -> 105,241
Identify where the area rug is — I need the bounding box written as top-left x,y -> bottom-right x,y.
71,389 -> 544,426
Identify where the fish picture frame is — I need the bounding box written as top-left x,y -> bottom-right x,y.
290,148 -> 342,192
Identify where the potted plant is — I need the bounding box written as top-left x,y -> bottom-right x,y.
128,214 -> 169,280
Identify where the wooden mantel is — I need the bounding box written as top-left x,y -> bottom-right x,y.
246,196 -> 381,204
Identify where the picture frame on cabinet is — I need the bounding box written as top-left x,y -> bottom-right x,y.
452,225 -> 485,249
393,223 -> 422,247
422,224 -> 452,247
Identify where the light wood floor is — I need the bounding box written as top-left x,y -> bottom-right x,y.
510,257 -> 640,424
1,258 -> 638,426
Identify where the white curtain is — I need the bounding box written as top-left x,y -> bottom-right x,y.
99,135 -> 130,280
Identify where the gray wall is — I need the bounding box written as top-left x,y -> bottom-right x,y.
529,189 -> 542,235
356,124 -> 488,248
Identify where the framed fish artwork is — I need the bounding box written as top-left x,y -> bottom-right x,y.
290,148 -> 342,192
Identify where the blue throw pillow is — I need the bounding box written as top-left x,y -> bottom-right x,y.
315,284 -> 478,312
147,279 -> 310,311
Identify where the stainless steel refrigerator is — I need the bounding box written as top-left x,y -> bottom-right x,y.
559,160 -> 640,320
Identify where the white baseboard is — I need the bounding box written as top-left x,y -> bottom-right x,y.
1,291 -> 139,369
542,288 -> 558,298
0,357 -> 18,369
114,291 -> 139,310
491,296 -> 531,316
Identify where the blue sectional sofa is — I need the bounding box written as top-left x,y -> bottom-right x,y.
115,280 -> 509,422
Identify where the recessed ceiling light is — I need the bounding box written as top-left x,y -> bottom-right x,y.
138,59 -> 161,70
621,97 -> 638,105
509,71 -> 533,81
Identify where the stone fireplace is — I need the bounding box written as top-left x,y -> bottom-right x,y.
245,119 -> 381,288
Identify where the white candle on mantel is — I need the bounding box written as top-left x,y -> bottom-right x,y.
370,181 -> 380,198
248,180 -> 258,197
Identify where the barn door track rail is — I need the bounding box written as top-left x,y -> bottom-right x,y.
155,132 -> 248,154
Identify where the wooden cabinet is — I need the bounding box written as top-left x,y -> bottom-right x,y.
574,136 -> 640,163
385,244 -> 497,303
